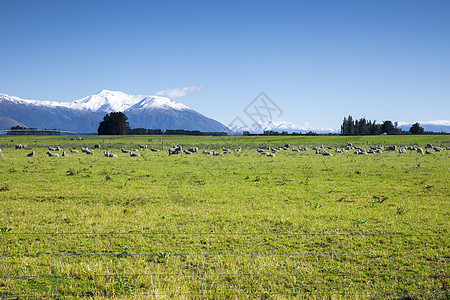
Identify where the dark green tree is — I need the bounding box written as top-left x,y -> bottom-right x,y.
381,120 -> 395,135
409,122 -> 425,134
97,112 -> 130,135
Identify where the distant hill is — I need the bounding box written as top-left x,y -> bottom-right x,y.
398,121 -> 450,133
0,90 -> 229,133
229,120 -> 338,134
0,117 -> 25,130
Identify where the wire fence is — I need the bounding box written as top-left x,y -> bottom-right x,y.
1,232 -> 449,298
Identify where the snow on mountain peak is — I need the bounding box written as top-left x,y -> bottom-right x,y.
1,90 -> 191,113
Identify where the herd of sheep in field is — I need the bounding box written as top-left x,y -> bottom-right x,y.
1,142 -> 448,159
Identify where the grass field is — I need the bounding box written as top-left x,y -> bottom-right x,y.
0,135 -> 449,298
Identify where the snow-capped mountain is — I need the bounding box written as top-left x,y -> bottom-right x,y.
230,120 -> 338,134
398,120 -> 450,133
0,90 -> 228,133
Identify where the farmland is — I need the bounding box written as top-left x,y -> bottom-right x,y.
0,135 -> 449,298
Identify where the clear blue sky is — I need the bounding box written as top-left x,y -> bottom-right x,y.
1,0 -> 449,130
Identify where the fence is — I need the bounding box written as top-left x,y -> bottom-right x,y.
1,232 -> 449,298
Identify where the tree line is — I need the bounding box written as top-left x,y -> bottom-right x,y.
341,116 -> 425,135
97,112 -> 227,136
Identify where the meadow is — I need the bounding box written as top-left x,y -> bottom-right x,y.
0,134 -> 449,299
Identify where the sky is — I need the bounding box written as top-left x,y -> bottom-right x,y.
1,0 -> 449,130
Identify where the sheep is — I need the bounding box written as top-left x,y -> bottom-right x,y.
213,151 -> 223,156
138,144 -> 147,149
104,151 -> 118,158
417,148 -> 424,155
322,152 -> 333,156
425,150 -> 434,155
222,147 -> 230,152
94,144 -> 101,149
0,148 -> 2,152
15,144 -> 27,149
203,150 -> 213,155
85,149 -> 94,155
398,148 -> 407,154
150,148 -> 160,152
130,151 -> 141,157
70,149 -> 79,153
62,151 -> 69,157
27,151 -> 35,157
46,151 -> 59,157
433,146 -> 443,152
168,146 -> 182,156
387,145 -> 397,151
121,148 -> 131,153
266,153 -> 276,157
183,150 -> 192,155
335,149 -> 343,153
426,143 -> 433,149
188,147 -> 198,153
236,147 -> 242,152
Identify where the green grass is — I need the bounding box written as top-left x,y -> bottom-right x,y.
0,135 -> 449,298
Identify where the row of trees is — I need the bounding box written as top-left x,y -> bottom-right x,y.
97,112 -> 227,136
341,116 -> 425,135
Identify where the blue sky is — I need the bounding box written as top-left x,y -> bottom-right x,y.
1,0 -> 449,130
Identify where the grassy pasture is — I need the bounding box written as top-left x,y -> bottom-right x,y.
0,135 -> 449,298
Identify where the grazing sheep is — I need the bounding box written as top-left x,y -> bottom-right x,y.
0,148 -> 2,152
27,151 -> 35,157
104,151 -> 118,158
46,151 -> 59,157
70,149 -> 79,153
266,153 -> 276,157
188,147 -> 198,153
203,150 -> 213,155
213,151 -> 223,156
335,149 -> 343,153
236,147 -> 242,152
322,152 -> 333,156
417,148 -> 424,155
183,150 -> 192,155
426,143 -> 433,149
222,147 -> 230,152
121,148 -> 130,153
94,144 -> 100,149
150,148 -> 160,152
433,146 -> 443,152
130,151 -> 141,157
138,144 -> 147,149
375,149 -> 383,154
85,149 -> 94,155
398,148 -> 407,154
169,146 -> 182,156
425,150 -> 434,155
387,145 -> 397,151
62,151 -> 69,157
15,144 -> 27,149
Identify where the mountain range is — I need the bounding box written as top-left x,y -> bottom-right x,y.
229,120 -> 339,134
0,90 -> 229,133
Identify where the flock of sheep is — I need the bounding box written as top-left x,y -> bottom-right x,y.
3,142 -> 448,159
